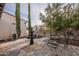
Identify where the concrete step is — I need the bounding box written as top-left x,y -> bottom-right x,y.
47,43 -> 58,49
45,39 -> 59,49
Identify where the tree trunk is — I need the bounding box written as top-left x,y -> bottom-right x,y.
63,31 -> 69,48
30,29 -> 34,45
50,28 -> 52,40
44,31 -> 46,37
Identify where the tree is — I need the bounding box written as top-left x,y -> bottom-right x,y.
28,3 -> 34,45
60,4 -> 74,48
40,3 -> 79,48
15,3 -> 21,38
40,3 -> 62,39
70,4 -> 79,40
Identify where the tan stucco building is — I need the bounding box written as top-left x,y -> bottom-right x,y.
33,25 -> 50,37
0,11 -> 28,40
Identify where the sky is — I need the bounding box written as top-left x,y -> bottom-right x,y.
4,3 -> 47,27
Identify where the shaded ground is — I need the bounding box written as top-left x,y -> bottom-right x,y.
0,37 -> 79,56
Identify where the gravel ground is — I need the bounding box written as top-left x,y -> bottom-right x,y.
0,37 -> 79,56
19,38 -> 79,56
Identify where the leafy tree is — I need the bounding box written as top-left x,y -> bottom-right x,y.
40,3 -> 79,48
70,4 -> 79,40
40,3 -> 62,39
60,4 -> 74,48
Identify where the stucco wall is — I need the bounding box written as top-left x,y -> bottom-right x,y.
0,12 -> 28,40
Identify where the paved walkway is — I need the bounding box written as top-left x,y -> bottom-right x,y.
0,38 -> 29,56
0,37 -> 79,56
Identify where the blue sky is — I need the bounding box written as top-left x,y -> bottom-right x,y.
4,3 -> 47,26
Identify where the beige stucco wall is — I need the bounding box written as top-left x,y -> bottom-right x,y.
0,12 -> 28,40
